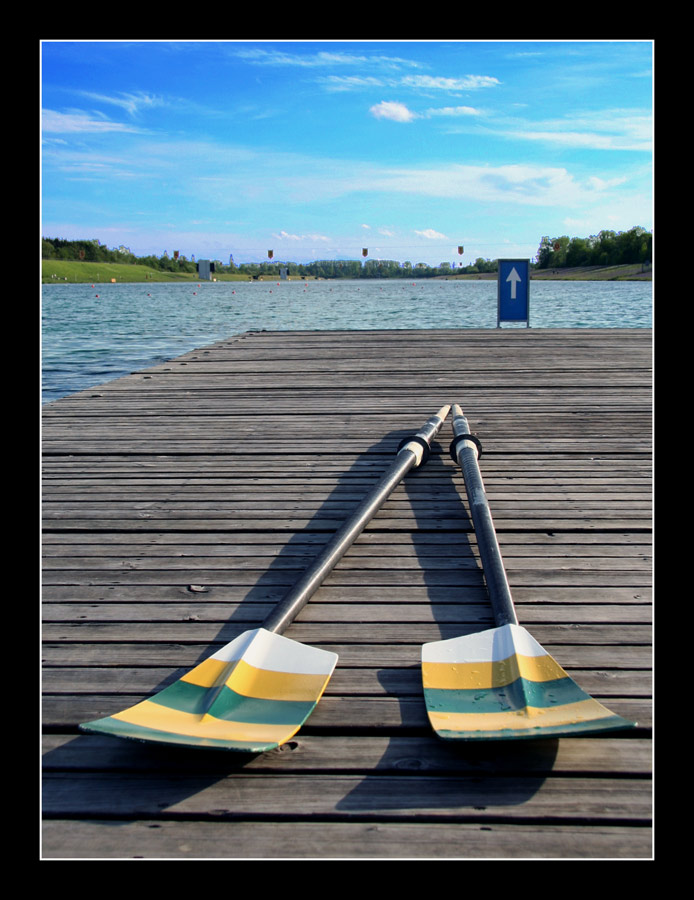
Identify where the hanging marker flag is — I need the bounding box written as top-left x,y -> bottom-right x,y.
362,248 -> 368,257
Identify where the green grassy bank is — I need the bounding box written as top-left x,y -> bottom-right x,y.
41,260 -> 257,283
42,259 -> 652,285
446,263 -> 652,281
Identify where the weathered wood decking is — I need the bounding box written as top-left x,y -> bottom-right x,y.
42,328 -> 652,859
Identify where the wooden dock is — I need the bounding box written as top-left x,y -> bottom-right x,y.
42,327 -> 652,859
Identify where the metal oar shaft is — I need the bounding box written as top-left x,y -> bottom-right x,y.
263,405 -> 451,635
450,404 -> 518,627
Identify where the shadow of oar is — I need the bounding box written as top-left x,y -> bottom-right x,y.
335,439 -> 558,811
46,422 -> 445,822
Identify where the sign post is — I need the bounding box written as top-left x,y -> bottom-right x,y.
497,258 -> 530,327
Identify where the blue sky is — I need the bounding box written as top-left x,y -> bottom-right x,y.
41,40 -> 653,267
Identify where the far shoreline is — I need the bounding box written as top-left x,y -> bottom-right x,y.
42,260 -> 652,285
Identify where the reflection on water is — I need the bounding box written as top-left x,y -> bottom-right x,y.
42,279 -> 652,403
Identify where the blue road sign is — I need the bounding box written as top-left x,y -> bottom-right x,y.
498,259 -> 530,326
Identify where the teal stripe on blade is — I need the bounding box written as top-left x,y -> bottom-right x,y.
423,675 -> 592,715
82,715 -> 272,750
151,678 -> 316,724
433,714 -> 635,742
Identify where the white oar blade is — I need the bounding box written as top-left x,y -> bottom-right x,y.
422,624 -> 635,740
80,629 -> 338,752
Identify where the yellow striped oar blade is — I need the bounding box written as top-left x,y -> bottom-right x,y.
422,624 -> 636,740
79,628 -> 338,752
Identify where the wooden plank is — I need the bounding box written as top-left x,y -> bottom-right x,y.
41,603 -> 653,625
42,327 -> 652,860
41,586 -> 652,606
43,641 -> 652,669
43,695 -> 652,733
42,733 -> 653,775
43,665 -> 652,698
41,820 -> 653,859
41,772 -> 652,823
41,621 -> 653,643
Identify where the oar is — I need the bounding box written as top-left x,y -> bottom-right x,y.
421,404 -> 636,741
80,405 -> 451,752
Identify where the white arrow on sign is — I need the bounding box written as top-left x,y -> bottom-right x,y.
506,266 -> 522,299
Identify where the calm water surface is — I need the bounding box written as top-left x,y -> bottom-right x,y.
41,278 -> 652,403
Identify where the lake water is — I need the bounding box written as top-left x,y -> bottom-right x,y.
41,278 -> 652,404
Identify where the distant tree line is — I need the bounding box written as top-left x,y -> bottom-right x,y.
227,257 -> 499,279
42,238 -> 198,273
536,227 -> 652,269
43,227 -> 652,278
42,238 -> 496,278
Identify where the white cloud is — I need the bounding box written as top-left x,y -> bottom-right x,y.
369,101 -> 416,122
321,76 -> 387,91
498,109 -> 652,152
509,129 -> 650,151
400,74 -> 500,90
273,230 -> 330,242
320,71 -> 500,95
369,101 -> 483,123
424,105 -> 481,117
363,162 -> 625,209
43,126 -> 651,241
176,141 -> 648,212
415,228 -> 449,240
236,48 -> 424,70
42,109 -> 144,134
76,90 -> 164,116
586,175 -> 628,190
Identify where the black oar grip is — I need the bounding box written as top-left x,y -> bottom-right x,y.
449,432 -> 483,460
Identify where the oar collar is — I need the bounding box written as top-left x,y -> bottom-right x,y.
397,434 -> 432,466
450,432 -> 483,460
